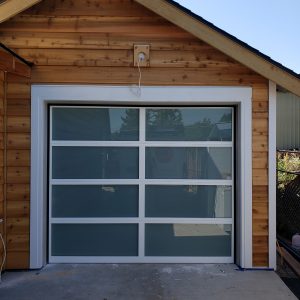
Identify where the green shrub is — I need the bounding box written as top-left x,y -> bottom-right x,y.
277,152 -> 300,189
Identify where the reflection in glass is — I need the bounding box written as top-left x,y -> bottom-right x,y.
145,224 -> 232,256
52,224 -> 138,256
52,147 -> 139,179
52,185 -> 139,217
146,147 -> 232,179
145,185 -> 232,218
52,107 -> 139,141
146,108 -> 232,141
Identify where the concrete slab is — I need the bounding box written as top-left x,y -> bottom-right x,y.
0,264 -> 297,300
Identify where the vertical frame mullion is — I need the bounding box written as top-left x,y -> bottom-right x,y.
49,107 -> 53,261
231,107 -> 235,260
139,108 -> 146,257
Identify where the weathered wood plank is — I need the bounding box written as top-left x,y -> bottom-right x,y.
5,252 -> 29,269
253,152 -> 268,169
24,0 -> 157,17
6,234 -> 29,251
31,66 -> 266,85
0,71 -> 4,82
7,133 -> 30,149
0,32 -> 202,50
15,48 -> 240,68
0,150 -> 3,167
253,253 -> 269,267
0,16 -> 181,34
252,185 -> 268,204
7,116 -> 30,133
6,82 -> 30,98
0,185 -> 3,202
0,201 -> 3,216
252,100 -> 269,112
6,218 -> 29,234
253,202 -> 268,219
6,200 -> 30,218
252,118 -> 268,136
253,219 -> 268,236
7,150 -> 30,167
252,135 -> 268,152
278,246 -> 300,278
0,49 -> 31,77
7,184 -> 30,201
7,167 -> 30,184
7,99 -> 31,116
253,236 -> 268,249
253,169 -> 268,186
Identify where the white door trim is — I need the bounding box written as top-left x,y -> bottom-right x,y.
30,85 -> 253,268
268,81 -> 277,270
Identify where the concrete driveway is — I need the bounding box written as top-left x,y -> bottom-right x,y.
0,264 -> 296,300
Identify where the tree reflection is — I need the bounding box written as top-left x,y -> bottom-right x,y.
111,109 -> 139,140
146,109 -> 184,140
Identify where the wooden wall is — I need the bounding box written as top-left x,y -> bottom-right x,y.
0,65 -> 30,270
0,0 -> 269,267
5,73 -> 30,269
0,71 -> 4,270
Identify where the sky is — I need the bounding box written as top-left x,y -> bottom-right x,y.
176,0 -> 300,74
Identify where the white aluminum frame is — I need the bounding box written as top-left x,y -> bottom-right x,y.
48,106 -> 234,263
30,85 -> 253,268
268,81 -> 277,270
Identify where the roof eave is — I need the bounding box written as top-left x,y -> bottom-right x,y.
0,0 -> 42,24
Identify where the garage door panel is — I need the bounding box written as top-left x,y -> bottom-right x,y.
49,106 -> 234,263
145,147 -> 232,180
145,224 -> 232,257
52,107 -> 139,141
52,224 -> 138,256
52,185 -> 139,218
52,146 -> 139,179
146,108 -> 232,141
145,185 -> 232,218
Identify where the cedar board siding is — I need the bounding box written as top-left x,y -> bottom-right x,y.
5,74 -> 30,270
0,0 -> 269,268
0,65 -> 31,270
0,71 -> 4,269
0,69 -> 30,270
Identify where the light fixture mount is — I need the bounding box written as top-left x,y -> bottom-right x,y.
134,44 -> 150,67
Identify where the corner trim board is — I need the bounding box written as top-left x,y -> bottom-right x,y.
268,81 -> 277,269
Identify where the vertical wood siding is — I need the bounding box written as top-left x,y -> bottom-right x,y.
0,0 -> 269,267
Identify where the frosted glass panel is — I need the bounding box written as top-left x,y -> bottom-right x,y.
52,107 -> 139,141
52,147 -> 139,179
145,224 -> 232,256
146,108 -> 232,141
145,186 -> 232,218
52,185 -> 138,218
146,147 -> 232,179
52,224 -> 138,256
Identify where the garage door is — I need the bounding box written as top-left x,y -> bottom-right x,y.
49,106 -> 234,263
